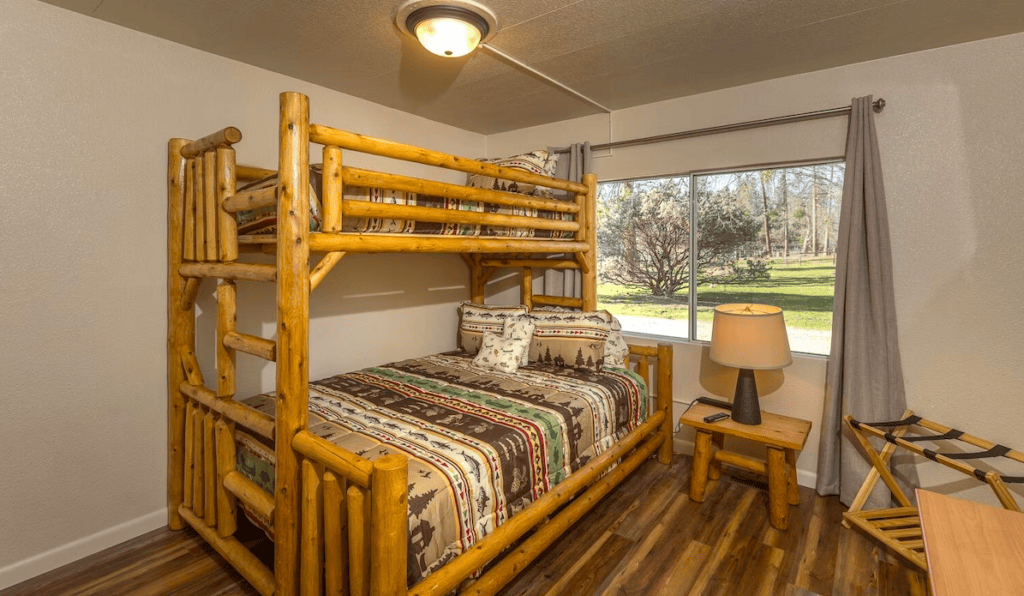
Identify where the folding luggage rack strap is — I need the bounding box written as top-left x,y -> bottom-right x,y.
842,409 -> 1024,572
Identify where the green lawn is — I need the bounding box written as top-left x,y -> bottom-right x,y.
597,257 -> 836,331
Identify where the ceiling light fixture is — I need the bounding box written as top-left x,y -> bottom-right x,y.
395,0 -> 498,58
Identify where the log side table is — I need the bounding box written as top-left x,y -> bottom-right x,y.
680,401 -> 812,530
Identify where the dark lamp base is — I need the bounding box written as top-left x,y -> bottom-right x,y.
731,368 -> 762,425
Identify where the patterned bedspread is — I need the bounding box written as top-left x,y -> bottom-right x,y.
236,167 -> 576,238
235,352 -> 647,587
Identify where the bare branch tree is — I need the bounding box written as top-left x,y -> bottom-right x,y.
598,178 -> 760,296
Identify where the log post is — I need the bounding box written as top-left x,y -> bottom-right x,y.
301,460 -> 324,596
193,407 -> 205,517
217,281 -> 237,397
274,91 -> 311,596
709,433 -> 724,480
656,343 -> 674,464
183,401 -> 195,510
348,485 -> 370,596
581,173 -> 597,311
217,147 -> 239,262
689,430 -> 713,502
204,151 -> 219,261
324,471 -> 348,596
204,411 -> 217,527
184,157 -> 196,261
194,157 -> 206,261
322,146 -> 342,232
767,446 -> 789,530
370,454 -> 408,596
521,267 -> 533,308
468,254 -> 486,304
168,138 -> 189,529
216,419 -> 238,537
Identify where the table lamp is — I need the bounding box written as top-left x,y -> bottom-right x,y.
709,303 -> 793,425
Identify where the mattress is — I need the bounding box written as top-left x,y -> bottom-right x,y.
235,352 -> 648,587
236,167 -> 576,238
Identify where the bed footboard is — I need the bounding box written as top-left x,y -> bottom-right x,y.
627,343 -> 675,465
292,431 -> 408,596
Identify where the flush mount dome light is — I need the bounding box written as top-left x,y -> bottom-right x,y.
396,0 -> 498,58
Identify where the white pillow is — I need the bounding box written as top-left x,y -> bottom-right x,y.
606,315 -> 630,367
502,315 -> 536,367
458,302 -> 528,355
472,332 -> 530,374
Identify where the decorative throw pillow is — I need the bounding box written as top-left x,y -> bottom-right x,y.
466,150 -> 558,197
236,167 -> 323,235
606,315 -> 630,367
502,315 -> 537,367
534,306 -> 630,368
472,332 -> 530,374
458,302 -> 529,355
527,309 -> 612,371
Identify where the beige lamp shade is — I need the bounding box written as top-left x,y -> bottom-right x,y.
709,303 -> 793,370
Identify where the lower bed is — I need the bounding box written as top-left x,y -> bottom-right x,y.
235,352 -> 648,587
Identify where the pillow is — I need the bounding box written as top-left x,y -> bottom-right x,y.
533,306 -> 630,367
606,315 -> 630,367
502,315 -> 536,367
458,302 -> 529,355
527,309 -> 612,371
472,332 -> 530,374
236,167 -> 323,235
466,150 -> 557,197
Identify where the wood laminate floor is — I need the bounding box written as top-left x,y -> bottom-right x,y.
1,456 -> 927,596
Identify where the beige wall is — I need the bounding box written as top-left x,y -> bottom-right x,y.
488,31 -> 1024,504
0,0 -> 483,587
4,0 -> 1024,588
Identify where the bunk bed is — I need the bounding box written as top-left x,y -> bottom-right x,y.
167,91 -> 675,596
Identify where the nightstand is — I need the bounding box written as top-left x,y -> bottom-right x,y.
680,401 -> 812,530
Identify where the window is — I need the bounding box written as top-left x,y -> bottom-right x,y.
597,162 -> 844,355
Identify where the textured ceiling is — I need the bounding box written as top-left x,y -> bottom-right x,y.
41,0 -> 1024,134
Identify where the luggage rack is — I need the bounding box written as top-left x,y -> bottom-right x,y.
843,409 -> 1023,571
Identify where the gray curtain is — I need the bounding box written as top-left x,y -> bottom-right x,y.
816,96 -> 917,508
545,142 -> 592,299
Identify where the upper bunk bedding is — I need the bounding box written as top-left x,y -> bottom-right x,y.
235,351 -> 648,587
236,150 -> 578,239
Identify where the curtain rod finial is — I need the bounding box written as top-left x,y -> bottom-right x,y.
873,98 -> 886,113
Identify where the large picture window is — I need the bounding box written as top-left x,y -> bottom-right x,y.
597,162 -> 844,355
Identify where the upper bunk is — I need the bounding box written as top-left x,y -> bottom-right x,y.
170,92 -> 596,278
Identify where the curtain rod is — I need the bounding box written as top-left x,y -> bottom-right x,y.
583,98 -> 886,152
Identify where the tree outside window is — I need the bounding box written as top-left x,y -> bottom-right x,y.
596,162 -> 844,355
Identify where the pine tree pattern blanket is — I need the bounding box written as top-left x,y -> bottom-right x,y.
235,352 -> 647,587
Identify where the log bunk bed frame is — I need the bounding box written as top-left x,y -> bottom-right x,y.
167,92 -> 674,596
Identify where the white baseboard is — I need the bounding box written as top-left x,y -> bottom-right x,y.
0,508 -> 166,591
672,437 -> 818,489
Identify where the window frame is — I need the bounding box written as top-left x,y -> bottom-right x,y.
597,155 -> 845,356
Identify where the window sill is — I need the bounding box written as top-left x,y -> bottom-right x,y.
620,329 -> 830,361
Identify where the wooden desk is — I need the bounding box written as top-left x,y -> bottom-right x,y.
680,402 -> 811,530
918,489 -> 1024,596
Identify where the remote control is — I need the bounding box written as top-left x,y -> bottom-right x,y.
703,412 -> 729,423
